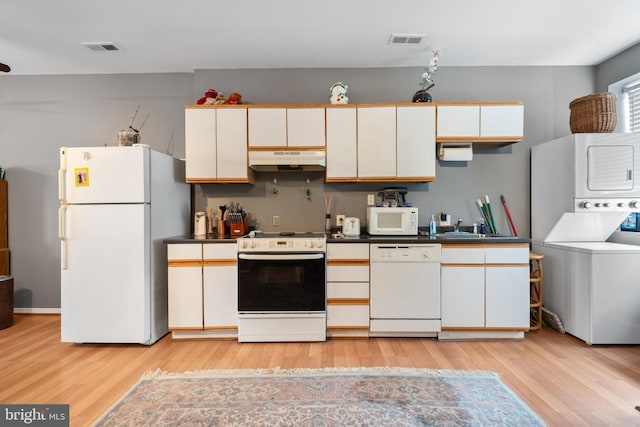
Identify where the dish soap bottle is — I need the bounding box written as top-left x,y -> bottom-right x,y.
429,214 -> 437,235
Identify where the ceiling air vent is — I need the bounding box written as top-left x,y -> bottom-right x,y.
389,34 -> 425,45
81,42 -> 119,51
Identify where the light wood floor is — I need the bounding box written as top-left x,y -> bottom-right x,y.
0,315 -> 638,426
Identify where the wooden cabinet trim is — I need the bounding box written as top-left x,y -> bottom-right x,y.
327,298 -> 370,305
327,326 -> 369,332
168,260 -> 202,267
327,260 -> 370,267
248,146 -> 325,151
203,260 -> 237,267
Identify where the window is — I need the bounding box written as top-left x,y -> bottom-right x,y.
609,72 -> 640,133
623,82 -> 640,133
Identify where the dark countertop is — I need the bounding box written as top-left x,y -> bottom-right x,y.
164,233 -> 530,245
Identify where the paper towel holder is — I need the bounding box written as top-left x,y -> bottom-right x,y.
438,143 -> 473,161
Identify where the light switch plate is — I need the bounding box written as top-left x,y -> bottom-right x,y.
367,194 -> 375,206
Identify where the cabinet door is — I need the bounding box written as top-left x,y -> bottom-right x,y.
436,105 -> 480,137
326,107 -> 357,180
287,107 -> 326,147
168,265 -> 203,329
397,105 -> 436,179
248,107 -> 287,147
216,107 -> 249,180
202,244 -> 237,328
185,108 -> 216,180
441,266 -> 484,327
480,105 -> 524,138
203,264 -> 238,328
357,106 -> 396,178
485,266 -> 529,328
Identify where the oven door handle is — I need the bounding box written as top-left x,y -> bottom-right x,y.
238,253 -> 325,261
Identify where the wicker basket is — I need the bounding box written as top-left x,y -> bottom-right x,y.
569,93 -> 617,133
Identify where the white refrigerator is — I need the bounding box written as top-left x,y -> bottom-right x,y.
58,145 -> 190,344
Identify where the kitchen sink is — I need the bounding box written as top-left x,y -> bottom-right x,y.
437,232 -> 483,238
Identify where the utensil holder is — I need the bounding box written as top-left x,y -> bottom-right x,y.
217,220 -> 226,236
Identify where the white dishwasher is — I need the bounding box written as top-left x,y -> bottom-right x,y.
370,243 -> 441,337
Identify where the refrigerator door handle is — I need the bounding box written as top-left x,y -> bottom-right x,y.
59,204 -> 68,270
58,168 -> 66,203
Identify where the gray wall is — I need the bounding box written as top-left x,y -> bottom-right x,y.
2,46 -> 638,309
0,74 -> 192,310
595,42 -> 640,92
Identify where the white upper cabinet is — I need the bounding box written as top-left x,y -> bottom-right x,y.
436,105 -> 480,138
326,106 -> 357,181
185,108 -> 217,181
357,105 -> 397,179
287,107 -> 326,147
327,104 -> 436,183
480,104 -> 524,138
248,106 -> 325,148
396,105 -> 436,180
248,107 -> 287,147
436,103 -> 523,145
216,108 -> 249,180
185,106 -> 253,184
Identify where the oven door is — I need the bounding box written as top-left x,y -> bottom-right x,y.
238,253 -> 326,312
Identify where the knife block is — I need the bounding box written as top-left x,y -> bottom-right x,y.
230,217 -> 249,236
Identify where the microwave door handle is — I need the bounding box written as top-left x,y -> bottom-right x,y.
238,253 -> 324,261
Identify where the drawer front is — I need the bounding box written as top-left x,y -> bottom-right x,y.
327,265 -> 369,282
327,282 -> 369,299
485,246 -> 529,264
327,304 -> 370,327
327,243 -> 369,260
168,243 -> 202,261
441,247 -> 485,264
203,243 -> 237,259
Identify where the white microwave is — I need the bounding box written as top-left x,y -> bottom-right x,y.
366,207 -> 418,235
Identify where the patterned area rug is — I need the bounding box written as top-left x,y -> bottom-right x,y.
92,367 -> 547,426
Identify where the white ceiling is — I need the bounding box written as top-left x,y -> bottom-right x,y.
2,0 -> 640,75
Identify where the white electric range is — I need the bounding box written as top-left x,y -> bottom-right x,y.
236,232 -> 327,342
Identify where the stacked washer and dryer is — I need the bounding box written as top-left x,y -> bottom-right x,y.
531,133 -> 640,344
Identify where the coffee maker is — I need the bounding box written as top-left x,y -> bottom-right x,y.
378,187 -> 408,207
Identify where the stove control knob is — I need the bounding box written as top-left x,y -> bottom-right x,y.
581,201 -> 592,209
594,203 -> 602,207
630,201 -> 640,209
242,240 -> 249,249
251,240 -> 257,248
317,240 -> 324,248
618,202 -> 625,208
602,203 -> 610,208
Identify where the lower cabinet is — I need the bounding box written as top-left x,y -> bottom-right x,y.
203,244 -> 238,332
440,244 -> 529,338
326,243 -> 370,337
168,243 -> 238,339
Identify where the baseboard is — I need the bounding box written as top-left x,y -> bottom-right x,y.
14,308 -> 61,314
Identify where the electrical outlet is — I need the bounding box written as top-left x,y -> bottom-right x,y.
367,194 -> 375,206
272,215 -> 280,227
336,215 -> 346,226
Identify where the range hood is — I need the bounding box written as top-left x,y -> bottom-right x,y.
248,150 -> 326,172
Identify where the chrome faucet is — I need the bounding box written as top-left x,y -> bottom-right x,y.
454,218 -> 463,232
